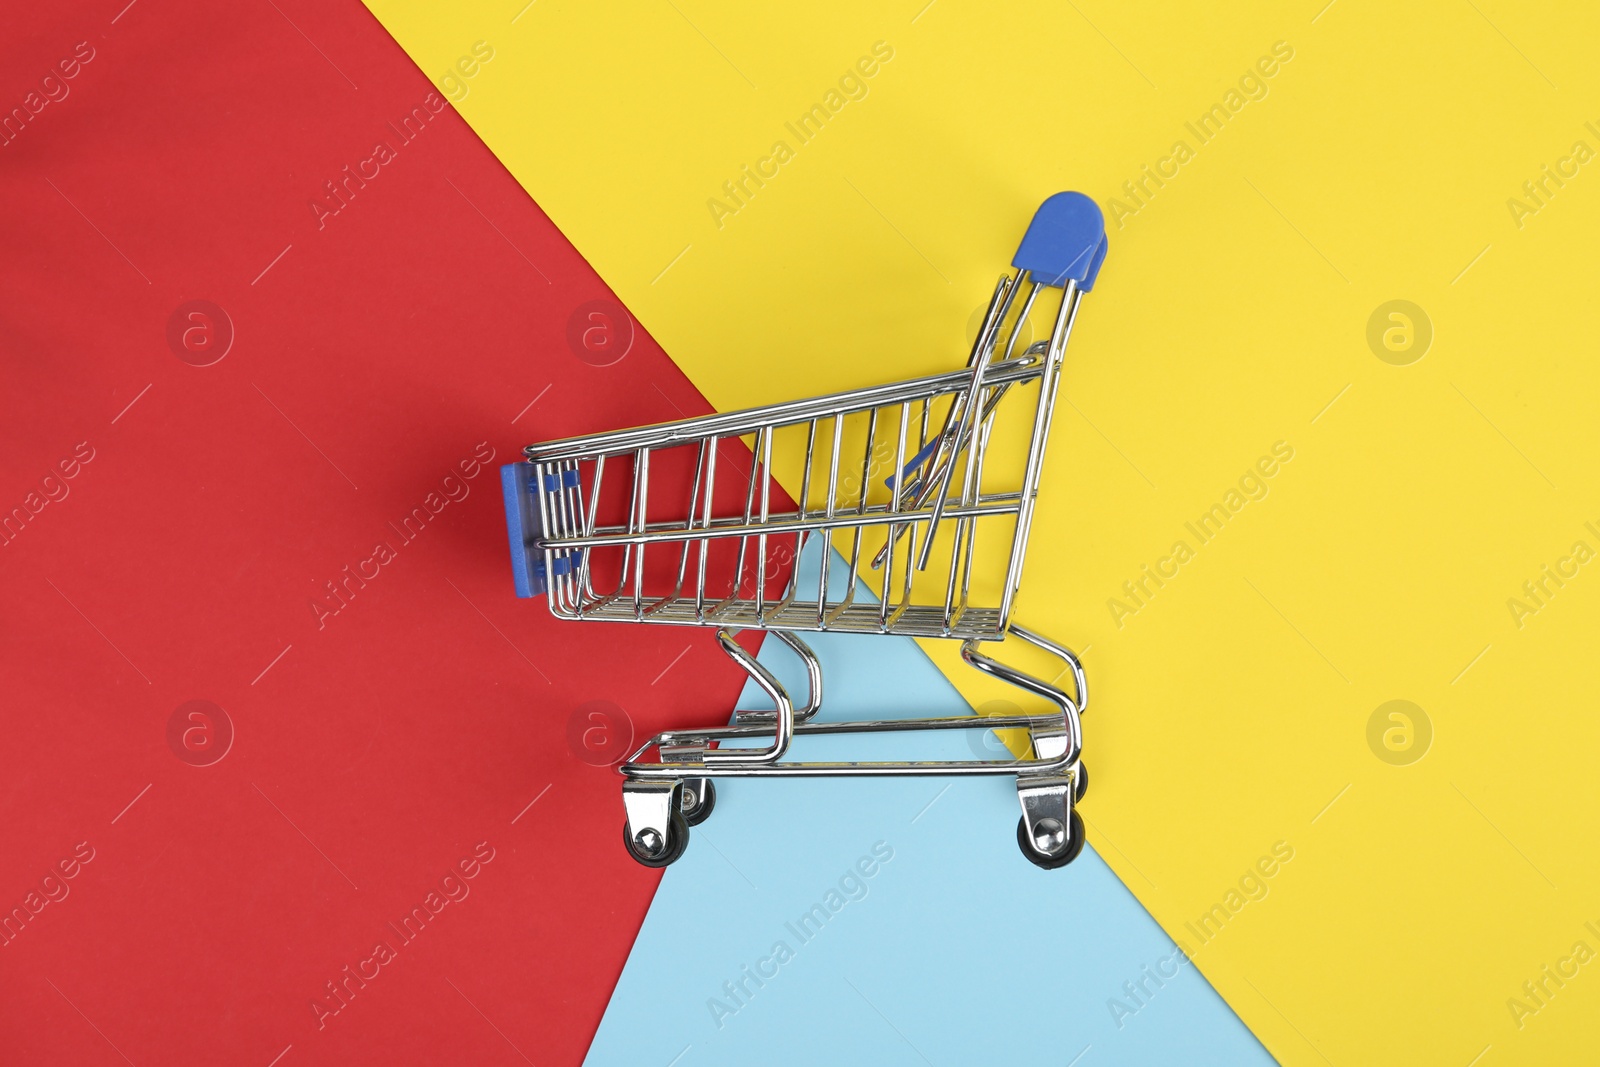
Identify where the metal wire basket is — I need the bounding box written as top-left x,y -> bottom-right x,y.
502,193 -> 1108,868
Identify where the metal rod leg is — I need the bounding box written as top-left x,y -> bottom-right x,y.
960,623 -> 1088,866
705,629 -> 795,764
734,630 -> 823,724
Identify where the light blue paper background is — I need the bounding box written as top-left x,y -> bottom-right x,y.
585,542 -> 1271,1066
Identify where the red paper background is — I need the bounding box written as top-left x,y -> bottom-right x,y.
0,3 -> 781,1063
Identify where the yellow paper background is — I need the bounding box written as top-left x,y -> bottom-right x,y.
366,1 -> 1600,1061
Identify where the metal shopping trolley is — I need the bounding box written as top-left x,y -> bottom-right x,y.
501,193 -> 1108,869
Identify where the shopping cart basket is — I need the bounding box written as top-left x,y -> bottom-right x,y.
502,193 -> 1108,869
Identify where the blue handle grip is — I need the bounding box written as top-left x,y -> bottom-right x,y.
1011,192 -> 1107,290
501,462 -> 544,598
1080,234 -> 1109,292
501,461 -> 583,598
885,439 -> 940,491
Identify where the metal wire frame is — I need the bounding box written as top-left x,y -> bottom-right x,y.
525,269 -> 1085,642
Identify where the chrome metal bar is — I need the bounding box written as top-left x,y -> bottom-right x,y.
943,382 -> 990,630
1003,282 -> 1042,363
661,710 -> 1060,742
755,427 -> 773,620
669,440 -> 709,603
881,401 -> 911,625
556,600 -> 1007,638
829,407 -> 877,624
543,498 -> 1024,549
694,439 -> 717,621
732,631 -> 823,725
954,406 -> 996,624
623,755 -> 1069,779
525,355 -> 1048,462
799,418 -> 817,520
702,629 -> 794,765
631,448 -> 649,619
915,270 -> 1023,570
731,430 -> 761,606
962,626 -> 1082,766
997,283 -> 1081,628
575,455 -> 605,614
816,415 -> 844,626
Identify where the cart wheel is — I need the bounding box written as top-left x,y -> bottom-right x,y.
1016,809 -> 1085,870
623,810 -> 690,868
680,780 -> 716,827
1074,762 -> 1088,802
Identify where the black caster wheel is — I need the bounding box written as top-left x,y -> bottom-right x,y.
680,780 -> 716,826
1017,809 -> 1086,870
623,810 -> 690,868
1074,762 -> 1088,802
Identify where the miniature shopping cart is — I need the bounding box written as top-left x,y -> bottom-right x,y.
501,193 -> 1108,869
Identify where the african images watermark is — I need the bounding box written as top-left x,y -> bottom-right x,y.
1104,41 -> 1295,229
309,442 -> 495,629
707,841 -> 894,1029
566,299 -> 635,367
1506,123 -> 1600,230
706,41 -> 895,231
1506,921 -> 1600,1031
1366,300 -> 1432,366
310,841 -> 496,1029
1108,840 -> 1294,1030
2,441 -> 96,549
166,300 -> 234,367
1,39 -> 97,148
308,91 -> 448,230
167,700 -> 235,767
1107,442 -> 1295,629
1366,700 -> 1432,766
566,699 -> 635,766
436,40 -> 495,103
1,841 -> 96,948
1107,944 -> 1195,1030
1506,521 -> 1600,630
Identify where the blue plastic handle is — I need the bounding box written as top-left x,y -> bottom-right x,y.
1011,192 -> 1107,290
501,462 -> 544,598
502,461 -> 583,598
1080,234 -> 1109,293
885,439 -> 940,491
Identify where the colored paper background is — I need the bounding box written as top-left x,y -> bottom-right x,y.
588,539 -> 1272,1065
363,2 -> 1600,1063
0,2 -> 789,1063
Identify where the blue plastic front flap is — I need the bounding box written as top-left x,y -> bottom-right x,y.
1081,234 -> 1109,292
885,439 -> 939,491
1011,192 -> 1107,289
500,462 -> 543,598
